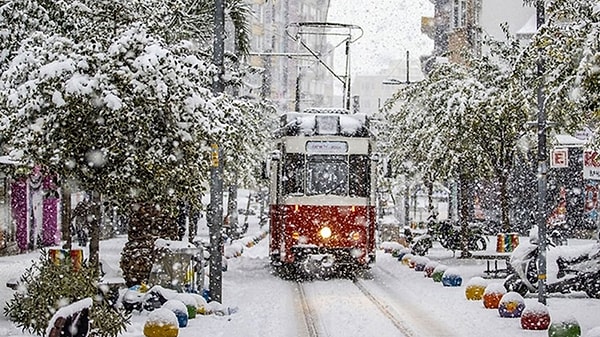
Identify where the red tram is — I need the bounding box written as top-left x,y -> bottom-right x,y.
267,108 -> 378,276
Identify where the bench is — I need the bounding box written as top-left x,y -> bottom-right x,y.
470,252 -> 512,279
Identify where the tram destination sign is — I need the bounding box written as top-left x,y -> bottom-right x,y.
306,141 -> 348,154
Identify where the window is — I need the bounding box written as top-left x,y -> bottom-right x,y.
349,155 -> 370,197
452,0 -> 467,28
282,153 -> 304,195
315,115 -> 339,135
306,155 -> 348,196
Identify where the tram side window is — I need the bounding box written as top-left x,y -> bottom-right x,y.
283,153 -> 304,195
349,155 -> 370,197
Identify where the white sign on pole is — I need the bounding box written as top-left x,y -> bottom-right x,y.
550,148 -> 569,168
584,150 -> 600,180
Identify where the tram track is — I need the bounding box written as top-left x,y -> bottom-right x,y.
366,264 -> 457,337
352,278 -> 416,336
296,281 -> 322,337
294,276 -> 414,337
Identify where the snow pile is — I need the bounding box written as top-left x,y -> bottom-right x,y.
484,282 -> 506,295
586,327 -> 600,337
173,294 -> 196,308
162,300 -> 187,315
432,263 -> 447,275
145,308 -> 178,327
466,276 -> 487,288
380,241 -> 404,253
225,229 -> 269,259
205,301 -> 238,316
45,298 -> 92,337
522,302 -> 548,315
224,241 -> 244,258
442,267 -> 461,277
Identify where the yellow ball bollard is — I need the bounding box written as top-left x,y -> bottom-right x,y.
465,277 -> 487,301
143,308 -> 179,337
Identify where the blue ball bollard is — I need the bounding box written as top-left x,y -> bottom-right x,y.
162,300 -> 189,328
441,268 -> 462,287
413,256 -> 430,272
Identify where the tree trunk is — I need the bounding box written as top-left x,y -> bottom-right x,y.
426,178 -> 434,220
188,204 -> 200,243
88,192 -> 101,271
459,172 -> 472,258
242,191 -> 252,235
120,203 -> 178,287
61,186 -> 72,250
499,173 -> 511,233
227,184 -> 239,239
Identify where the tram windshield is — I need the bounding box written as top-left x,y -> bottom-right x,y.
306,155 -> 348,196
281,153 -> 370,197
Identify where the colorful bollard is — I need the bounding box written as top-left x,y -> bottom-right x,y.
548,317 -> 582,337
483,283 -> 506,309
498,292 -> 525,318
162,300 -> 189,328
465,277 -> 487,301
413,256 -> 429,272
521,302 -> 551,330
432,264 -> 448,282
423,261 -> 439,278
143,308 -> 179,337
441,268 -> 462,287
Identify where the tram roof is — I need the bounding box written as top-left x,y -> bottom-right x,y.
279,109 -> 370,138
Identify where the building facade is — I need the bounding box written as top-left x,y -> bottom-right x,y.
421,0 -> 535,69
243,0 -> 335,112
0,161 -> 62,255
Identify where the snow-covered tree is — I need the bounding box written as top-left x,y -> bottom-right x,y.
470,33 -> 533,232
519,0 -> 599,134
382,61 -> 493,256
0,0 -> 266,286
381,31 -> 537,251
1,26 -> 218,212
381,0 -> 600,240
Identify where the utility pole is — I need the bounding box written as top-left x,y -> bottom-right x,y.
209,0 -> 225,304
534,0 -> 547,305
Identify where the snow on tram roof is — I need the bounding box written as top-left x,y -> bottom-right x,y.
279,109 -> 369,137
302,107 -> 351,114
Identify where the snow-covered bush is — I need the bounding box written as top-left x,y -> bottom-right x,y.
3,250 -> 130,337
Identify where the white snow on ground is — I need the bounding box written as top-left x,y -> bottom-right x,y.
1,192 -> 599,336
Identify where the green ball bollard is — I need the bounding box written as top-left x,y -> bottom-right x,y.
548,319 -> 582,337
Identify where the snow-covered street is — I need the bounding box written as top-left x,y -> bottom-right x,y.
2,216 -> 600,337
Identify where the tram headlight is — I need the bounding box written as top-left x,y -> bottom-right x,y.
319,226 -> 332,239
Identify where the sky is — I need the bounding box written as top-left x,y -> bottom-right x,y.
1,190 -> 600,337
327,0 -> 434,77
